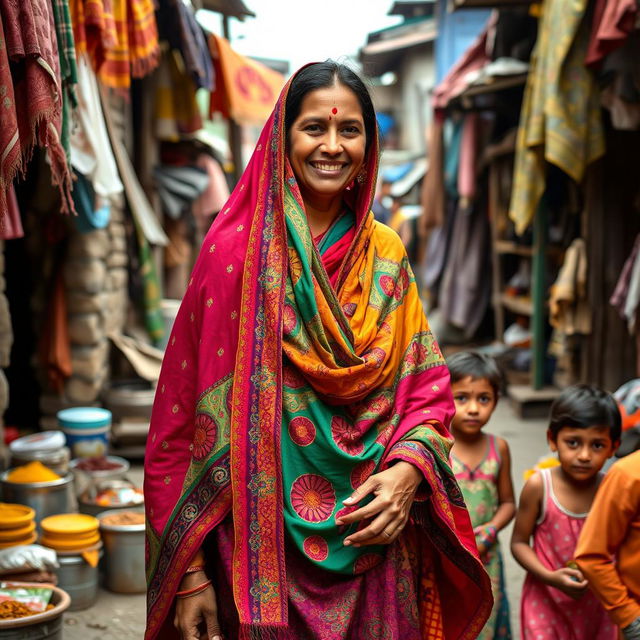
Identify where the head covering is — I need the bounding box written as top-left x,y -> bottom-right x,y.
144,64 -> 490,639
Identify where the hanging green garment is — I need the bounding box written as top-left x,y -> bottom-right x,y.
509,0 -> 604,234
51,0 -> 78,162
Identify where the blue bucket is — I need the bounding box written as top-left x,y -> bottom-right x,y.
57,408 -> 112,458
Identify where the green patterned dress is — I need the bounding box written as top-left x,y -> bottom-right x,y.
452,434 -> 512,639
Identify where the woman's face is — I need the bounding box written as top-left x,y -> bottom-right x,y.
288,82 -> 366,206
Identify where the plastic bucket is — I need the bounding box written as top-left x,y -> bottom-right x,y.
97,509 -> 146,593
0,584 -> 70,640
57,408 -> 111,458
0,472 -> 77,526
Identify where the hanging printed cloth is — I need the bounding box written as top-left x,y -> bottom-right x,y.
98,0 -> 159,90
509,0 -> 604,234
0,0 -> 74,214
51,0 -> 78,163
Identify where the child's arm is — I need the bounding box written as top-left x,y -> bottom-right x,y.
476,437 -> 516,555
575,461 -> 640,629
510,473 -> 589,600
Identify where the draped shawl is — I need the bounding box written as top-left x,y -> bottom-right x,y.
144,66 -> 491,639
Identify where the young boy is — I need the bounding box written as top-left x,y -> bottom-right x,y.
575,449 -> 640,640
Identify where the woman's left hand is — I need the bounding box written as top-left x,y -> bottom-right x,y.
335,461 -> 422,547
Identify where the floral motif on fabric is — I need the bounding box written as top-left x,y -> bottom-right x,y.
283,303 -> 298,335
283,386 -> 315,414
366,619 -> 394,639
192,414 -> 218,460
331,416 -> 364,456
368,251 -> 414,322
283,365 -> 306,389
353,553 -> 384,574
288,416 -> 316,446
398,331 -> 445,379
342,302 -> 357,317
290,474 -> 336,522
248,471 -> 276,497
351,459 -> 376,489
303,535 -> 329,562
288,246 -> 304,285
364,346 -> 386,369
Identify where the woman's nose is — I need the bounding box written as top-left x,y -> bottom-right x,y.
322,129 -> 341,154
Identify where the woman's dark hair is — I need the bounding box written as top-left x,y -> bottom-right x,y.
447,351 -> 503,399
548,384 -> 621,442
284,61 -> 377,155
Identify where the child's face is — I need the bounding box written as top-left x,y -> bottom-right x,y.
451,376 -> 496,437
548,425 -> 617,481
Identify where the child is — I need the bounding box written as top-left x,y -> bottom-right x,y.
575,449 -> 640,639
511,384 -> 621,640
448,352 -> 516,640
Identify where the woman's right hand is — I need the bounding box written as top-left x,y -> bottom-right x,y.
174,571 -> 222,640
547,567 -> 589,600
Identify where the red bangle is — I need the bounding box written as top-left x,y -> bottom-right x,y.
184,565 -> 205,575
176,579 -> 212,598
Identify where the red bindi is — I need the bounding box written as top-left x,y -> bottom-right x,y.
332,107 -> 338,115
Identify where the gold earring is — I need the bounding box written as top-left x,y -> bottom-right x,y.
356,168 -> 367,185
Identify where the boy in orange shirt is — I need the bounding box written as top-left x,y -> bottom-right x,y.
575,449 -> 640,640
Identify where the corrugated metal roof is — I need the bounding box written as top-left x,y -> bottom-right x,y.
200,0 -> 255,19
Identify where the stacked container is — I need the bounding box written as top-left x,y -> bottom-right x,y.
0,504 -> 36,549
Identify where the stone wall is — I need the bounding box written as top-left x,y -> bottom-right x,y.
63,95 -> 129,404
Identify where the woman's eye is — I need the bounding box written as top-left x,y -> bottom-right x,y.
342,126 -> 360,135
478,396 -> 492,404
304,124 -> 322,133
454,395 -> 468,403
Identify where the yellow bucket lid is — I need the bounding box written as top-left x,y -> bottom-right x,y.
40,533 -> 101,550
0,521 -> 36,541
43,528 -> 98,540
41,514 -> 99,536
0,532 -> 38,549
0,503 -> 35,530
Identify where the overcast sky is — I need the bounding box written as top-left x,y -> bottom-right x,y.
197,0 -> 402,74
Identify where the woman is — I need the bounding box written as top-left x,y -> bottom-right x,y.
144,62 -> 491,640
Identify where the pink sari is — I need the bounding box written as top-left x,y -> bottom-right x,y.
144,65 -> 491,639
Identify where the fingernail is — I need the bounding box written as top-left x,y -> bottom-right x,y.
335,519 -> 343,525
343,497 -> 353,504
344,539 -> 352,546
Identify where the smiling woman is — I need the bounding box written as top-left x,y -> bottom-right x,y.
144,61 -> 492,640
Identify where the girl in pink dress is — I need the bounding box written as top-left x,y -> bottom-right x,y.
511,384 -> 621,640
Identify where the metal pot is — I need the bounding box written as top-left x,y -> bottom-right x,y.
10,447 -> 71,476
0,471 -> 77,526
55,547 -> 103,611
97,508 -> 146,593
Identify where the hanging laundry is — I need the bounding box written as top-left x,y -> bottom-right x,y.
549,238 -> 591,336
611,234 -> 640,333
585,0 -> 637,69
71,172 -> 110,233
69,0 -> 117,71
154,50 -> 203,140
70,55 -> 123,201
97,0 -> 160,89
3,187 -> 24,240
157,0 -> 214,91
0,0 -> 74,214
509,0 -> 604,234
51,0 -> 78,163
192,153 -> 230,232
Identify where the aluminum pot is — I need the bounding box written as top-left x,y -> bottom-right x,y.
97,508 -> 146,593
55,546 -> 103,611
0,471 -> 77,526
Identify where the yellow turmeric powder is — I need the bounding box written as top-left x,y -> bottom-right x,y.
6,461 -> 61,483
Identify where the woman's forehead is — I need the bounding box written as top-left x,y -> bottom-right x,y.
297,83 -> 363,119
